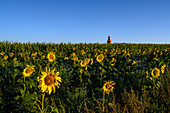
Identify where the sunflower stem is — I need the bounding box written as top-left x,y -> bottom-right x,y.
103,91 -> 105,113
24,76 -> 26,92
42,93 -> 45,112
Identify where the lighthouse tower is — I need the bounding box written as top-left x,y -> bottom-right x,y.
107,36 -> 111,44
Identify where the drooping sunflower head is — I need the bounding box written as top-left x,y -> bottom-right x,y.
161,65 -> 166,74
151,68 -> 160,78
96,54 -> 104,63
47,52 -> 56,62
38,67 -> 61,95
110,58 -> 116,66
102,81 -> 116,94
22,65 -> 35,77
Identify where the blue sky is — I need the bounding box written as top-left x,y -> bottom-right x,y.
0,0 -> 170,44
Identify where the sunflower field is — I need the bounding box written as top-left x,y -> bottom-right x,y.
0,41 -> 169,113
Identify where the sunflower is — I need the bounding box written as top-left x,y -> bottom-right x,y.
96,54 -> 104,63
3,55 -> 8,60
22,65 -> 35,77
38,67 -> 61,95
90,58 -> 93,65
110,58 -> 116,66
151,68 -> 160,78
47,52 -> 56,62
80,60 -> 87,67
102,81 -> 116,94
73,60 -> 79,67
64,57 -> 69,60
0,52 -> 5,55
161,65 -> 166,74
13,58 -> 17,61
132,61 -> 137,65
126,52 -> 130,59
32,52 -> 37,58
9,53 -> 14,57
85,58 -> 90,65
146,71 -> 149,78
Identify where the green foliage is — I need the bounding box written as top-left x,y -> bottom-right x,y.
0,41 -> 169,112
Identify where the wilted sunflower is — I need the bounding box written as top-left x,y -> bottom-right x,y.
102,81 -> 116,94
96,54 -> 104,63
22,65 -> 35,77
161,65 -> 166,74
38,67 -> 61,95
151,68 -> 160,78
47,52 -> 56,62
110,58 -> 116,66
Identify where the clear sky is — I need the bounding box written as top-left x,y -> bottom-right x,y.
0,0 -> 170,44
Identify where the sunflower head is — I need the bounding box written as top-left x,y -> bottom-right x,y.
96,54 -> 104,63
102,81 -> 116,94
110,58 -> 116,66
151,68 -> 160,78
80,60 -> 87,67
9,53 -> 14,57
73,60 -> 79,67
47,52 -> 56,62
161,65 -> 166,74
38,67 -> 61,95
22,65 -> 35,77
3,55 -> 8,60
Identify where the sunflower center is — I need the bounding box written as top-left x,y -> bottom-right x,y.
82,61 -> 86,65
153,70 -> 158,75
26,67 -> 33,73
106,84 -> 111,89
49,54 -> 54,59
98,55 -> 103,60
44,75 -> 55,86
75,61 -> 79,64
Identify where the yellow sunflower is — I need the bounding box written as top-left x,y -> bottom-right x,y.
64,57 -> 69,60
85,58 -> 90,65
102,81 -> 116,94
126,52 -> 130,59
90,58 -> 93,65
3,55 -> 8,60
47,52 -> 56,62
73,60 -> 79,67
132,61 -> 137,65
110,58 -> 116,66
151,68 -> 160,78
38,67 -> 61,95
0,52 -> 5,55
96,54 -> 104,63
9,53 -> 14,57
161,65 -> 166,74
22,65 -> 35,77
80,60 -> 87,67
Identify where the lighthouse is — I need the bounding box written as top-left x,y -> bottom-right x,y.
107,36 -> 111,44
